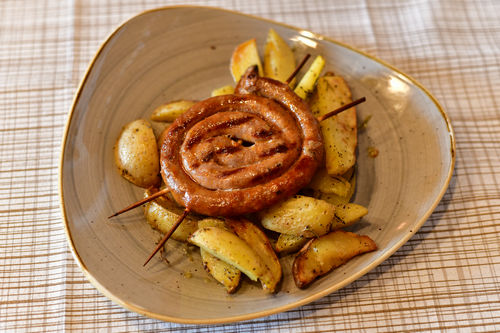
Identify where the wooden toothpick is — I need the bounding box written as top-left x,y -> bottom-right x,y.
316,97 -> 366,122
143,208 -> 190,267
108,188 -> 170,219
286,53 -> 311,84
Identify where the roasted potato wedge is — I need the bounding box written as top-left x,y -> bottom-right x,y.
259,195 -> 335,237
275,233 -> 308,255
334,203 -> 368,226
197,218 -> 242,293
316,171 -> 357,205
264,28 -> 296,85
307,168 -> 351,197
309,74 -> 357,175
211,85 -> 235,97
189,227 -> 268,282
114,119 -> 160,188
294,55 -> 325,99
200,248 -> 241,293
226,219 -> 282,293
292,230 -> 377,288
230,38 -> 264,82
150,100 -> 196,122
197,217 -> 227,230
143,189 -> 198,242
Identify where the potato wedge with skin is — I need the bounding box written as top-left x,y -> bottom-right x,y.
211,85 -> 234,97
114,119 -> 160,188
197,217 -> 227,230
189,227 -> 268,282
316,171 -> 357,205
226,219 -> 282,293
264,28 -> 296,86
143,189 -> 198,242
307,168 -> 351,197
259,195 -> 335,238
309,74 -> 357,175
294,55 -> 325,99
292,230 -> 377,288
200,248 -> 241,294
315,192 -> 347,206
230,38 -> 264,82
275,233 -> 308,255
150,100 -> 196,122
334,203 -> 368,226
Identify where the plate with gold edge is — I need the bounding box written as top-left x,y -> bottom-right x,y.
59,5 -> 455,324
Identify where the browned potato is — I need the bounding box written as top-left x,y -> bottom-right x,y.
292,230 -> 377,288
226,219 -> 282,293
114,119 -> 160,188
143,189 -> 198,242
230,38 -> 264,82
200,248 -> 241,293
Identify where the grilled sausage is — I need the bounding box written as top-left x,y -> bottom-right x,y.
160,66 -> 323,216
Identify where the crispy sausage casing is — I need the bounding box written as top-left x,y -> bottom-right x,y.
160,67 -> 323,216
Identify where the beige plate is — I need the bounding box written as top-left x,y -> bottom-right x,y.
59,6 -> 455,324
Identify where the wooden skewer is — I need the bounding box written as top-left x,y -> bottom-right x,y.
286,53 -> 311,84
316,97 -> 366,122
143,208 -> 190,266
108,188 -> 169,219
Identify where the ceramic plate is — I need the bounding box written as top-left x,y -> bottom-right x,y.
59,6 -> 455,324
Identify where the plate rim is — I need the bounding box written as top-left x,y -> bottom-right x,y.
58,5 -> 456,324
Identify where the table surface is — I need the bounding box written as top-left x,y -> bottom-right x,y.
1,0 -> 499,331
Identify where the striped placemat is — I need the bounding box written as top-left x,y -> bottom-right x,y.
1,0 -> 499,331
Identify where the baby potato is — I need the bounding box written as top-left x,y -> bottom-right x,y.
114,119 -> 160,188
